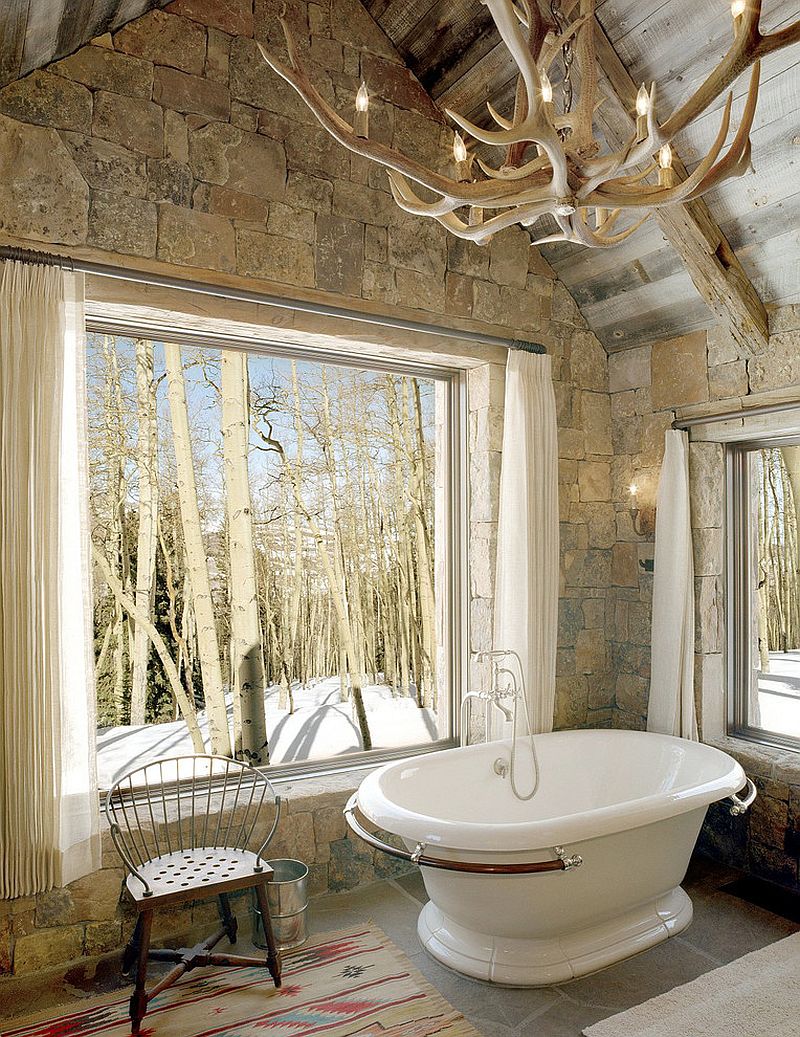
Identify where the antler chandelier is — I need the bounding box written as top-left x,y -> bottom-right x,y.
259,0 -> 800,249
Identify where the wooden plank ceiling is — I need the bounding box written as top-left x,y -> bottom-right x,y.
364,0 -> 800,350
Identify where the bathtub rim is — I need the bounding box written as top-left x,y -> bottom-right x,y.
355,729 -> 747,852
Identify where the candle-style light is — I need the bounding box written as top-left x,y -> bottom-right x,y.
731,0 -> 746,34
453,131 -> 471,181
635,83 -> 651,141
658,143 -> 674,186
540,70 -> 555,121
354,81 -> 369,138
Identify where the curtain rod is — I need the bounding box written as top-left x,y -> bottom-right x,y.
673,398 -> 800,429
0,245 -> 546,355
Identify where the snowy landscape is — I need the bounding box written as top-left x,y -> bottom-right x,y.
97,678 -> 442,788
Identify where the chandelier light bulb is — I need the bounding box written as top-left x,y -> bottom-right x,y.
659,143 -> 673,168
355,82 -> 369,112
629,483 -> 638,497
731,0 -> 746,16
453,132 -> 468,163
636,84 -> 651,117
540,70 -> 553,105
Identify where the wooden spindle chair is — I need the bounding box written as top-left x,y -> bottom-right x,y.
105,756 -> 283,1035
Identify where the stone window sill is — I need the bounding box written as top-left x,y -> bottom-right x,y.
706,735 -> 800,787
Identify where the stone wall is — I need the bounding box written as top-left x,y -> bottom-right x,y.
606,304 -> 800,893
0,0 -> 617,1007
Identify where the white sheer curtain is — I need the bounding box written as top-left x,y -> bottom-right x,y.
647,429 -> 698,740
0,261 -> 99,898
494,349 -> 559,733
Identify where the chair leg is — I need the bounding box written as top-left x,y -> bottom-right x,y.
218,893 -> 238,944
122,915 -> 144,977
129,910 -> 153,1037
255,882 -> 282,988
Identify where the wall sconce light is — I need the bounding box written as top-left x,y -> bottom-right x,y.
628,482 -> 655,537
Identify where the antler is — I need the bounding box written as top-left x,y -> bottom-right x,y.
256,0 -> 800,249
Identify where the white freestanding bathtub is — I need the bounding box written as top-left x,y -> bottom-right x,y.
351,729 -> 751,985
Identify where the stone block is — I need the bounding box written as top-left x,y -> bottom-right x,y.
749,331 -> 800,393
158,204 -> 236,271
147,158 -> 193,206
611,542 -> 639,587
88,191 -> 158,256
189,123 -> 286,198
488,227 -> 530,289
329,0 -> 397,59
285,122 -> 350,180
236,228 -> 314,286
391,108 -> 439,166
558,427 -> 585,461
611,390 -> 637,419
693,528 -> 723,578
193,183 -> 267,222
267,202 -> 314,242
285,171 -> 332,213
695,576 -> 722,653
580,392 -> 611,455
565,549 -> 611,588
166,0 -> 254,35
314,214 -> 364,296
164,110 -> 189,163
230,37 -> 317,124
689,441 -> 724,528
576,628 -> 607,675
114,10 -> 207,75
93,91 -> 163,158
578,460 -> 611,502
332,179 -> 394,227
0,70 -> 91,134
231,100 -> 258,131
709,360 -> 748,400
569,331 -> 607,391
61,132 -> 147,197
651,331 -> 709,410
364,224 -> 387,263
13,925 -> 84,975
748,841 -> 798,888
396,268 -> 446,312
388,219 -> 446,277
554,675 -> 588,729
750,794 -> 789,850
609,345 -> 650,393
362,262 -> 396,303
615,673 -> 648,714
770,305 -> 800,334
582,503 -> 616,549
447,236 -> 489,280
53,45 -> 154,98
639,411 -> 672,467
153,67 -> 230,121
84,919 -> 123,956
313,806 -> 346,846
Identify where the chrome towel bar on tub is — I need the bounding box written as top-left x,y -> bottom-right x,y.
343,794 -> 583,875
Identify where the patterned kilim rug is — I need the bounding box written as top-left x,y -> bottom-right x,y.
2,925 -> 481,1037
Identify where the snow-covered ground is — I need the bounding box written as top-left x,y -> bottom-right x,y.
757,650 -> 800,738
97,678 -> 441,788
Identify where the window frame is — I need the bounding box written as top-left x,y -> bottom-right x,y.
727,433 -> 800,753
86,316 -> 469,789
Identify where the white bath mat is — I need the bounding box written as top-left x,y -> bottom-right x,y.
582,931 -> 800,1037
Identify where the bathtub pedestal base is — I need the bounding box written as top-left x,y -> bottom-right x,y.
417,886 -> 693,986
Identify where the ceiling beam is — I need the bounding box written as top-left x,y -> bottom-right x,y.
591,20 -> 770,353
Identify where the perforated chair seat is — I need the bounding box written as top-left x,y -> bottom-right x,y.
125,848 -> 270,908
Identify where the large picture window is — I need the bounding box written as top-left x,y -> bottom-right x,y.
87,330 -> 463,787
729,436 -> 800,750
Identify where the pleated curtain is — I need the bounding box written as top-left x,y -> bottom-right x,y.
493,350 -> 560,734
647,429 -> 699,740
0,261 -> 100,898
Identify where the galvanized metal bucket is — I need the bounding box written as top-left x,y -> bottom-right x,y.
252,858 -> 309,951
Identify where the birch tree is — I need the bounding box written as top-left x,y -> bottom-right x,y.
221,349 -> 269,765
130,339 -> 159,724
165,342 -> 231,756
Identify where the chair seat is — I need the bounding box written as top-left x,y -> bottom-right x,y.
126,847 -> 272,909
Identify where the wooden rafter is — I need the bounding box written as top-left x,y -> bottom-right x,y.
591,21 -> 770,353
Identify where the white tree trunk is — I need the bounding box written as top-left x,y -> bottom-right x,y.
221,350 -> 269,765
130,339 -> 159,725
165,342 -> 231,757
